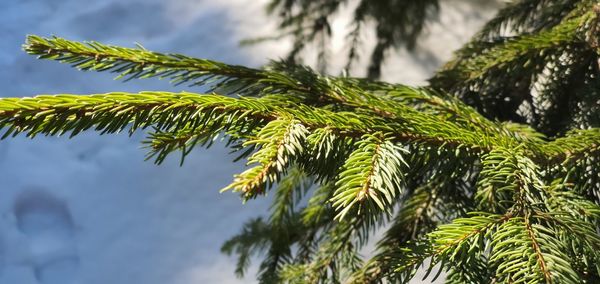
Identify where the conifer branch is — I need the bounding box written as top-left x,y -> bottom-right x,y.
6,3 -> 600,280
221,118 -> 308,198
221,218 -> 273,277
353,188 -> 439,282
475,147 -> 547,213
25,36 -> 534,143
301,182 -> 335,226
490,217 -> 581,284
0,92 -> 510,157
24,35 -> 263,86
442,11 -> 595,83
280,220 -> 364,283
524,216 -> 552,283
331,134 -> 408,219
542,128 -> 600,165
268,167 -> 312,226
354,213 -> 508,284
475,0 -> 582,40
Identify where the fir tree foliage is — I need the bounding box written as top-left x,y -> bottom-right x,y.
1,0 -> 600,283
257,0 -> 440,78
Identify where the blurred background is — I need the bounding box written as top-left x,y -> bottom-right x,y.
0,1 -> 498,283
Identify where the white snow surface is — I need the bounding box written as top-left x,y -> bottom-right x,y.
0,1 -> 498,283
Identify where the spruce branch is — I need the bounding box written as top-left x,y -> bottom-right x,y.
353,213 -> 508,284
331,133 -> 408,219
441,10 -> 595,83
5,4 -> 600,281
351,208 -> 431,282
268,166 -> 312,226
24,35 -> 263,86
223,169 -> 316,283
221,118 -> 308,198
475,147 -> 547,213
0,92 -> 512,158
25,36 -> 534,143
490,217 -> 581,284
542,128 -> 600,165
301,182 -> 335,226
547,188 -> 600,221
280,220 -> 364,283
428,213 -> 508,267
221,217 -> 273,278
475,0 -> 581,40
0,92 -> 276,139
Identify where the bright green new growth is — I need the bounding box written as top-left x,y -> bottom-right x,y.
2,0 -> 600,283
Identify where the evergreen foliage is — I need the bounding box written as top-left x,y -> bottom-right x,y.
258,0 -> 440,78
1,0 -> 600,283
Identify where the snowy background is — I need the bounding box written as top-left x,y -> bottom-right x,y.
0,1 -> 498,283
